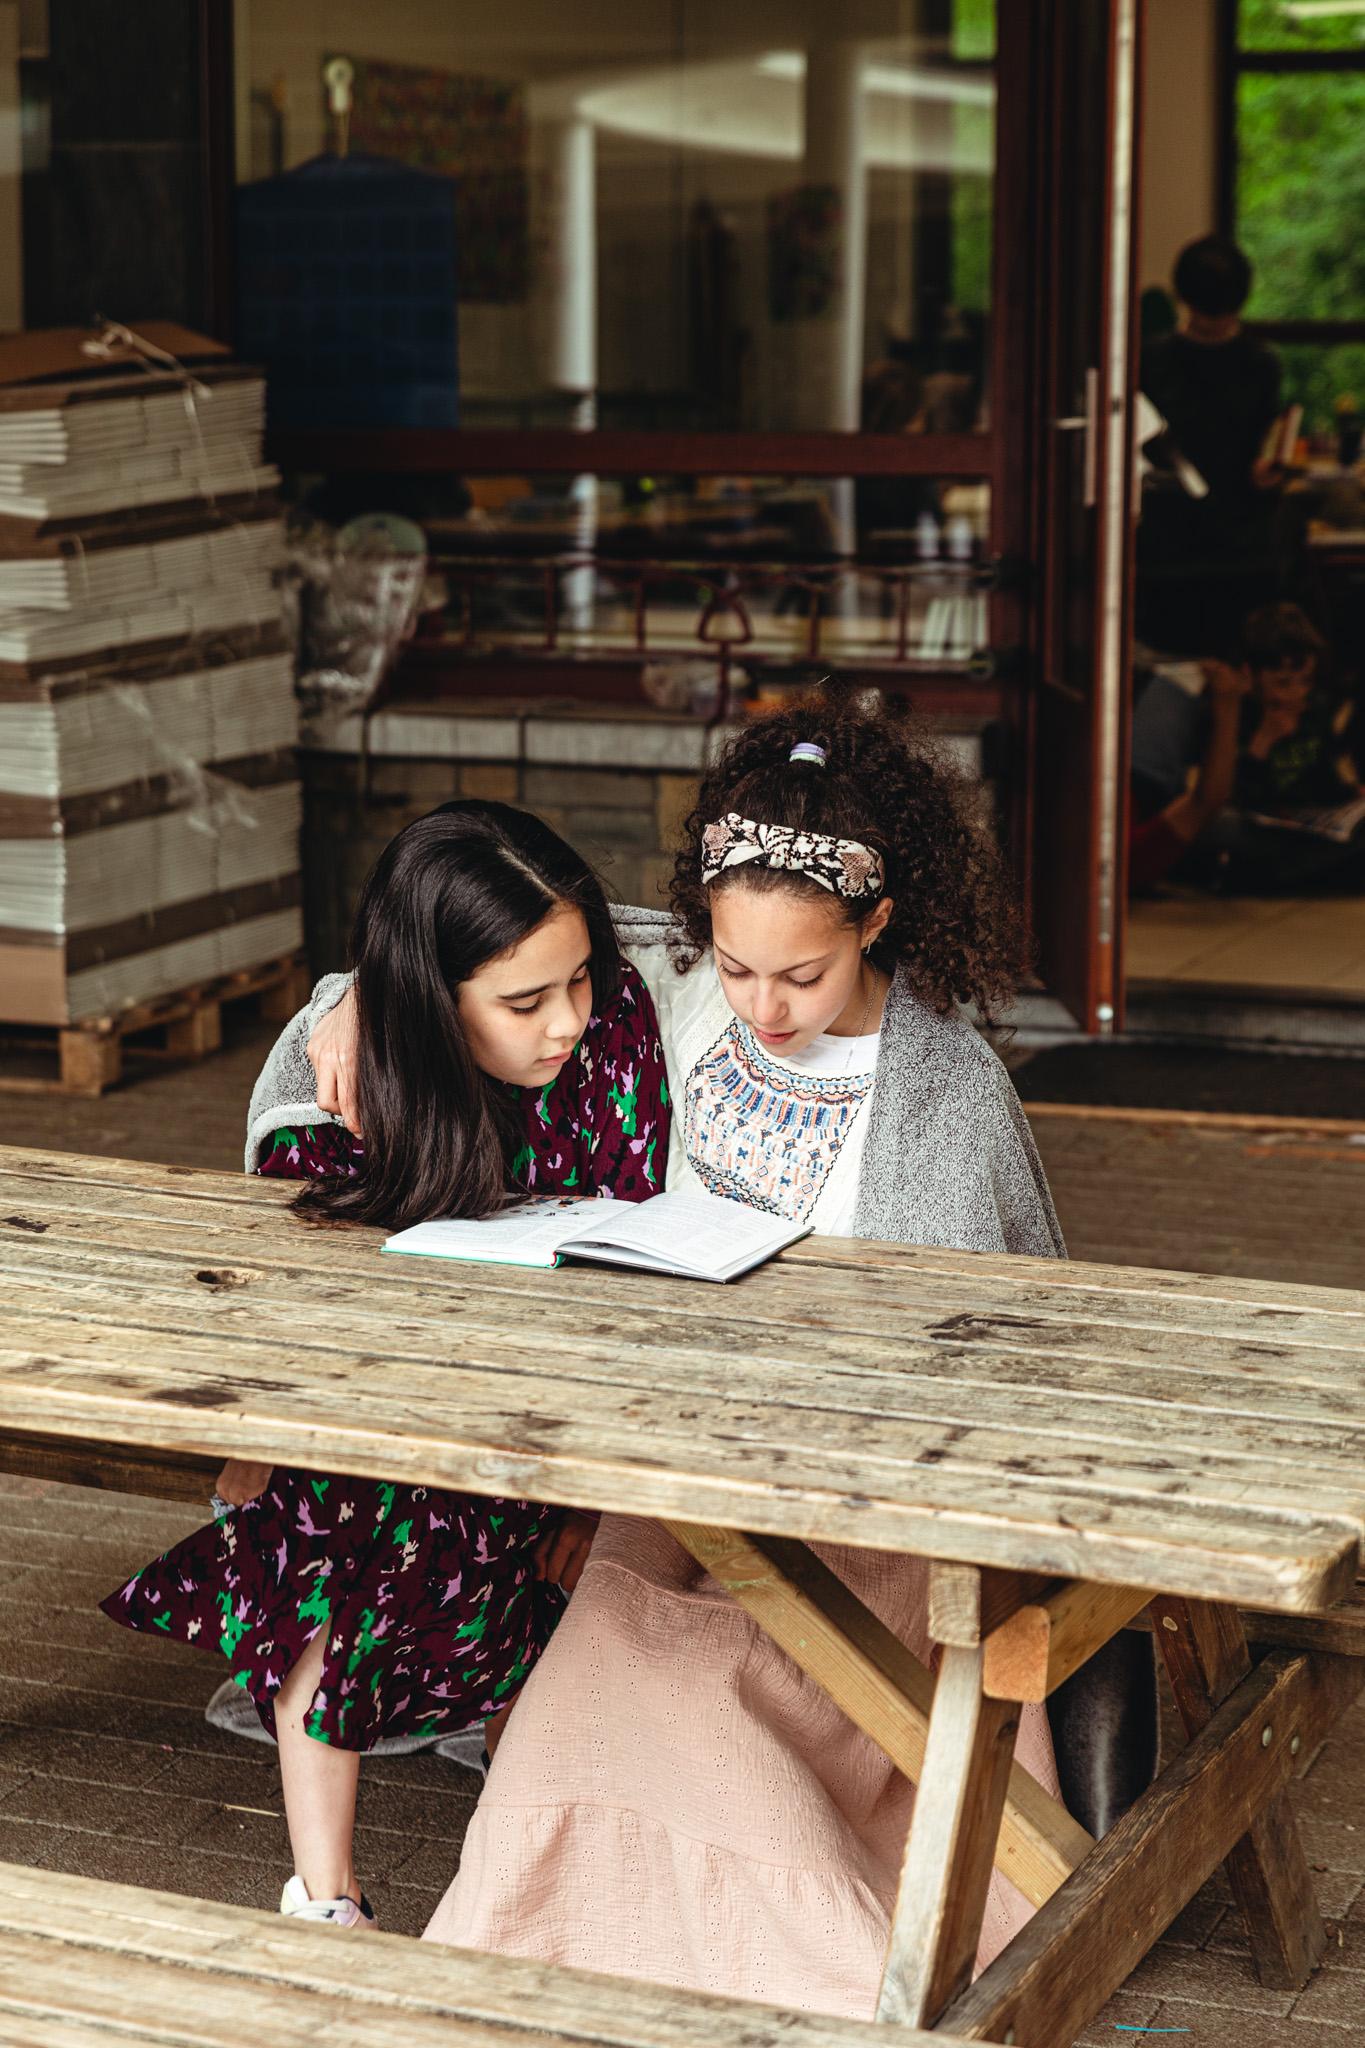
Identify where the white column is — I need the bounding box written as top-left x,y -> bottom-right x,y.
540,117 -> 598,631
542,116 -> 597,401
797,42 -> 868,577
800,40 -> 868,436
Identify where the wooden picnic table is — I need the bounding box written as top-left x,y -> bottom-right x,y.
2,1142 -> 1364,2047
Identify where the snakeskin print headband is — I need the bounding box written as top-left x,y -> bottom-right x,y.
700,813 -> 886,900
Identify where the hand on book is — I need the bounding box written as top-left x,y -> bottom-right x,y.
534,1509 -> 600,1594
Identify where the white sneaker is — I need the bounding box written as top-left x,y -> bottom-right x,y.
279,1875 -> 377,1929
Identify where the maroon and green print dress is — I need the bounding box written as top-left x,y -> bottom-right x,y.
100,962 -> 670,1751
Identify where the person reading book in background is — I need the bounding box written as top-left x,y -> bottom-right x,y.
1235,602 -> 1363,838
1130,604 -> 1364,893
101,801 -> 669,1935
299,696 -> 1151,2018
1138,235 -> 1286,654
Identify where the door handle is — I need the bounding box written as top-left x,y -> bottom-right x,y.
1054,365 -> 1100,509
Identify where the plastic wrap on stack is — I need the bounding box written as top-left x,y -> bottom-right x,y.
0,325 -> 302,1025
284,512 -> 428,737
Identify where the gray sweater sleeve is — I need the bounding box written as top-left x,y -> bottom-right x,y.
852,976 -> 1066,1260
243,971 -> 354,1173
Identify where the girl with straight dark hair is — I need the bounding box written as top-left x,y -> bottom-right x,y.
101,800 -> 669,1935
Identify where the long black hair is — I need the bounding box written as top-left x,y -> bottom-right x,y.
669,691 -> 1031,1026
297,801 -> 621,1229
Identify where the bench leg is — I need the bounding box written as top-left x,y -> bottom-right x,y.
876,1644 -> 1020,2028
1151,1595 -> 1325,1989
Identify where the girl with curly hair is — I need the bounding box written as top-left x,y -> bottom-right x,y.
419,701 -> 1151,2015
636,690 -> 1050,1242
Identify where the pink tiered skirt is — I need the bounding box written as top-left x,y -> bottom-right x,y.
423,1516 -> 1061,2019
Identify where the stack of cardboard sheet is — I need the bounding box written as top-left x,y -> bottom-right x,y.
0,326 -> 302,1026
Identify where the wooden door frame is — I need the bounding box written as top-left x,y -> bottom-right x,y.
1021,0 -> 1144,1031
1094,0 -> 1144,1031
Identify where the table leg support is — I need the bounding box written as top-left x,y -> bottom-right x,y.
1151,1595 -> 1325,1989
938,1647 -> 1362,2047
876,1645 -> 1020,2029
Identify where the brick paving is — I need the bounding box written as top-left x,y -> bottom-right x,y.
3,1025 -> 1365,2038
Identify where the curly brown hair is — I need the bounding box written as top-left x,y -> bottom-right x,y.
668,692 -> 1032,1024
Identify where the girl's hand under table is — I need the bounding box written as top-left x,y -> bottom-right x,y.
534,1510 -> 600,1595
214,1459 -> 274,1508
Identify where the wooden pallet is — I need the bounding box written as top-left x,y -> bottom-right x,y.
0,951 -> 310,1098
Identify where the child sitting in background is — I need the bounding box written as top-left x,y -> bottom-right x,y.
1129,602 -> 1363,894
1235,602 -> 1361,825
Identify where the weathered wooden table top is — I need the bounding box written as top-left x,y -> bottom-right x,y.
2,1145 -> 1364,1614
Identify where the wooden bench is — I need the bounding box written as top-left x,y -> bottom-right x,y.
0,1863 -> 967,2048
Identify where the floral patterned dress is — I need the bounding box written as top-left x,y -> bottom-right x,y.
100,963 -> 670,1751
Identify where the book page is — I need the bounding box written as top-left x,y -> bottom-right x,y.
1251,795 -> 1365,845
384,1196 -> 609,1266
568,1189 -> 804,1277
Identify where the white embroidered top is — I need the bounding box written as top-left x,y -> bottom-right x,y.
631,938 -> 882,1234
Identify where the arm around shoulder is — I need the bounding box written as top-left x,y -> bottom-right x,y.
243,973 -> 352,1174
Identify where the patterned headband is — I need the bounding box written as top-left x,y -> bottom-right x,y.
701,812 -> 886,900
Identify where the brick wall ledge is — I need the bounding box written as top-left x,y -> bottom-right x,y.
300,696 -> 990,779
301,697 -> 720,774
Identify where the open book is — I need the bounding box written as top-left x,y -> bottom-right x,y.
1247,794 -> 1365,845
382,1189 -> 810,1284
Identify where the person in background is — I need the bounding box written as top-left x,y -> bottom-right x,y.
1128,657 -> 1249,893
1138,236 -> 1285,654
1129,605 -> 1363,894
1235,602 -> 1360,821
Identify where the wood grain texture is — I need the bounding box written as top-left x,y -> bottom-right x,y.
982,1581 -> 1154,1701
939,1647 -> 1365,2047
876,1645 -> 1020,2027
0,1863 -> 968,2048
1,1146 -> 1363,1609
1152,1595 -> 1326,1989
665,1523 -> 1091,1910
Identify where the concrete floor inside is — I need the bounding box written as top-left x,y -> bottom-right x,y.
1128,890 -> 1365,1002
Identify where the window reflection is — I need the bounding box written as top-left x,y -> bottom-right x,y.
391,474 -> 993,692
238,2 -> 996,437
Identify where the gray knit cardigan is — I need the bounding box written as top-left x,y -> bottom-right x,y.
245,905 -> 1064,1263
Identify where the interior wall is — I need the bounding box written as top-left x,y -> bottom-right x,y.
1139,0 -> 1219,295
